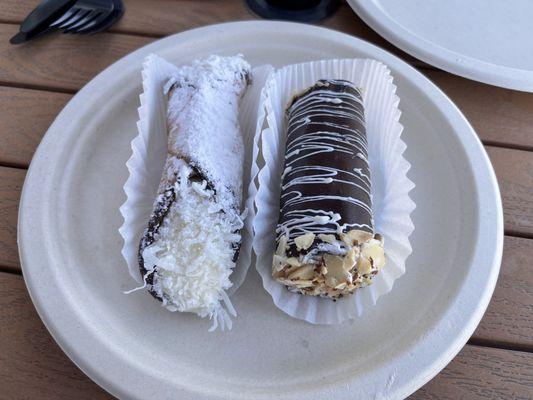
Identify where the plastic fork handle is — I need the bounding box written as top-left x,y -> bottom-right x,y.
19,0 -> 77,34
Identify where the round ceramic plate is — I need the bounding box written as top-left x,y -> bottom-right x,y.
18,21 -> 503,400
348,0 -> 533,92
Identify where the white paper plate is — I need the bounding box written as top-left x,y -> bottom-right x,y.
18,21 -> 503,400
348,0 -> 533,92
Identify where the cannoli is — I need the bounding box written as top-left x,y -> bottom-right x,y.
272,79 -> 385,299
139,55 -> 250,329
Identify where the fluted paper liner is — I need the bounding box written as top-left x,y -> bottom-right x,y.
252,59 -> 416,324
119,54 -> 273,297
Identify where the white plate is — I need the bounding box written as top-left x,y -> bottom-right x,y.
18,21 -> 503,400
348,0 -> 533,92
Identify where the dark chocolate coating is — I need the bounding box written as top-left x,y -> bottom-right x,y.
278,79 -> 373,255
138,185 -> 175,300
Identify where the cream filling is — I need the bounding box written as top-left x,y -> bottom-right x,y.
142,165 -> 244,331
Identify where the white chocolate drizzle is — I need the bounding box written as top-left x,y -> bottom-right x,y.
276,80 -> 373,246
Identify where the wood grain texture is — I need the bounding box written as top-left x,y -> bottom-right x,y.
425,70 -> 533,150
410,345 -> 533,400
0,24 -> 152,91
0,271 -> 531,400
0,272 -> 112,399
0,0 -> 254,29
487,146 -> 533,237
0,167 -> 24,272
0,87 -> 71,167
0,0 -> 422,66
473,236 -> 533,349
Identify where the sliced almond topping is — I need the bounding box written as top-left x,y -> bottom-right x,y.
318,234 -> 336,244
325,275 -> 339,288
324,254 -> 349,287
287,264 -> 315,280
362,240 -> 386,270
341,229 -> 373,246
277,278 -> 313,288
272,254 -> 286,272
272,269 -> 284,279
276,235 -> 288,256
294,232 -> 315,250
286,257 -> 301,267
291,280 -> 315,288
356,257 -> 372,275
343,248 -> 358,271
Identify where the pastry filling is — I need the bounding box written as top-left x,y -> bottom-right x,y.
141,165 -> 244,330
272,229 -> 385,299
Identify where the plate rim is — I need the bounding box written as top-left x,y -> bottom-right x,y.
347,0 -> 533,92
18,20 -> 503,400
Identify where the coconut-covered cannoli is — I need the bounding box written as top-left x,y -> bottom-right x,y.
272,79 -> 385,299
139,55 -> 250,330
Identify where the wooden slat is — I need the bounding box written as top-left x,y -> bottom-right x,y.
0,24 -> 152,91
0,15 -> 418,92
0,87 -> 71,167
0,1 -> 422,66
0,166 -> 24,272
0,0 -> 252,30
1,271 -> 531,399
473,236 -> 533,349
425,70 -> 533,150
410,345 -> 533,399
0,272 -> 112,399
487,146 -> 533,237
112,0 -> 255,36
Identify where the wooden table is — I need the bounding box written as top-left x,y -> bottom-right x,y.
0,1 -> 532,398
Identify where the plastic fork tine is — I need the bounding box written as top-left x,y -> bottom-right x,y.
65,10 -> 102,32
49,7 -> 79,27
76,11 -> 111,33
11,0 -> 123,44
59,9 -> 91,29
80,0 -> 123,34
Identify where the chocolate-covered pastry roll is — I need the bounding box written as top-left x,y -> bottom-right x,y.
139,55 -> 250,330
272,79 -> 385,299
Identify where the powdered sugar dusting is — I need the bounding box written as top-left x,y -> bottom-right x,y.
137,55 -> 251,330
165,55 -> 251,207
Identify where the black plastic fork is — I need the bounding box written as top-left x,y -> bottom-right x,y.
10,0 -> 124,44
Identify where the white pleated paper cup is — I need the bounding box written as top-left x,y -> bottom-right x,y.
118,54 -> 272,296
252,59 -> 416,324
